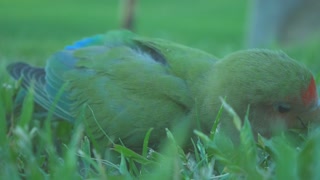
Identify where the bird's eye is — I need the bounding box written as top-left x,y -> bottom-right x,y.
275,103 -> 291,113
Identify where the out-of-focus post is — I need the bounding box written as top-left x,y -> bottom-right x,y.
121,0 -> 137,31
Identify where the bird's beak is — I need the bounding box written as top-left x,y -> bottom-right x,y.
299,99 -> 320,128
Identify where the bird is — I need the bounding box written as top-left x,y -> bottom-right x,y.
7,30 -> 319,152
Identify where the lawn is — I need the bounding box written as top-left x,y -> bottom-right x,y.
0,0 -> 249,60
1,0 -> 320,179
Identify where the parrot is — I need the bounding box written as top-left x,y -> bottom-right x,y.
6,30 -> 319,152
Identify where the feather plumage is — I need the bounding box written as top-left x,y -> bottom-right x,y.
7,30 -> 319,151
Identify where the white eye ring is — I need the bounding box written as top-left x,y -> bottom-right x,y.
274,103 -> 291,113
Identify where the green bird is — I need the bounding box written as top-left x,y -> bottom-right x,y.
7,30 -> 319,151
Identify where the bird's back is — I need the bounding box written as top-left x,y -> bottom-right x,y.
7,30 -> 217,149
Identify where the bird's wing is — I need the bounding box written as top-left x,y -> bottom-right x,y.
7,30 -> 217,148
66,45 -> 195,147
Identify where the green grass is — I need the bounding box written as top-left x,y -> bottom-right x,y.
2,0 -> 320,179
0,0 -> 249,60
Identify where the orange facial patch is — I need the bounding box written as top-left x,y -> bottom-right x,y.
302,77 -> 318,106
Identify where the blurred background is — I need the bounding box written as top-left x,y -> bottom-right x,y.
1,1 -> 320,178
1,0 -> 320,72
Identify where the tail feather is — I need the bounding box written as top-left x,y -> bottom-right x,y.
6,62 -> 74,122
7,62 -> 45,86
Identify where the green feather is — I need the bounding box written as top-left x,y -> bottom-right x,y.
7,30 -> 318,151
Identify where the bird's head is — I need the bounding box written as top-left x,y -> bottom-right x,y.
203,49 -> 319,137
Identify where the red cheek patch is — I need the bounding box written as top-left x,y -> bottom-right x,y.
302,77 -> 318,106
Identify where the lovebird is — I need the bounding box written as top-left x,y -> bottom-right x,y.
7,30 -> 320,151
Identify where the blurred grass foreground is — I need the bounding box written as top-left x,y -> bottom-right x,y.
1,0 -> 320,179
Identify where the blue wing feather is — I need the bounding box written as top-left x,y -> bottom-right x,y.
64,34 -> 105,50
